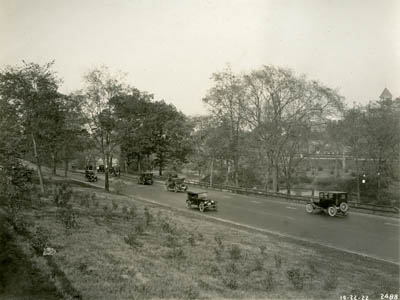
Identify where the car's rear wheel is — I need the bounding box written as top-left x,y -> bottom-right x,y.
328,206 -> 337,217
339,202 -> 349,213
305,203 -> 314,213
199,202 -> 205,212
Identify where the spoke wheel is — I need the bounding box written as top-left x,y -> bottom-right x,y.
339,202 -> 349,213
199,202 -> 205,212
328,206 -> 337,217
305,203 -> 314,213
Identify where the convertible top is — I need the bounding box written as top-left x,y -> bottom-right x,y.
187,189 -> 207,195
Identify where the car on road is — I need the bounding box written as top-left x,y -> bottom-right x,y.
186,190 -> 217,212
306,191 -> 349,217
85,170 -> 98,182
137,172 -> 154,185
165,177 -> 188,192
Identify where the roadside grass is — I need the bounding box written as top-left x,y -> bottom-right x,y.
13,184 -> 400,299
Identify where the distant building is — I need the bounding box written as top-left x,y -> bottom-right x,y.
379,87 -> 393,101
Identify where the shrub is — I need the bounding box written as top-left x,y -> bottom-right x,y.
197,232 -> 204,241
134,222 -> 145,235
274,254 -> 282,269
59,206 -> 78,230
124,233 -> 143,248
286,268 -> 305,290
262,270 -> 274,291
214,247 -> 223,261
229,244 -> 241,260
144,207 -> 152,226
160,219 -> 174,234
165,246 -> 186,259
113,179 -> 126,195
112,201 -> 118,210
188,233 -> 196,247
223,275 -> 238,290
214,234 -> 224,250
253,257 -> 264,272
31,226 -> 50,253
323,269 -> 338,290
53,182 -> 73,207
164,233 -> 179,248
184,284 -> 200,300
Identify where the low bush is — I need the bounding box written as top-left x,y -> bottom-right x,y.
144,207 -> 152,226
113,179 -> 126,195
229,244 -> 242,260
286,268 -> 305,290
31,226 -> 50,253
274,254 -> 282,269
124,233 -> 143,248
165,246 -> 186,260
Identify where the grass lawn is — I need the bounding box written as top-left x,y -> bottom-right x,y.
5,182 -> 399,300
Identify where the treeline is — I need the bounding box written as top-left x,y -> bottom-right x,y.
0,62 -> 192,192
190,66 -> 399,205
0,62 -> 399,204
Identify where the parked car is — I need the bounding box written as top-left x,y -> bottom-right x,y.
186,190 -> 217,212
85,170 -> 98,182
165,177 -> 188,192
137,172 -> 153,185
306,191 -> 349,217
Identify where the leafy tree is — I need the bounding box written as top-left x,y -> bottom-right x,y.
146,100 -> 192,175
242,65 -> 343,192
0,61 -> 62,192
110,89 -> 155,172
203,67 -> 246,186
81,66 -> 127,191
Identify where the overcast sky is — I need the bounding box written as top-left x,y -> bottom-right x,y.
1,0 -> 399,115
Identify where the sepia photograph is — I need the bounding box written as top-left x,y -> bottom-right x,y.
0,0 -> 399,299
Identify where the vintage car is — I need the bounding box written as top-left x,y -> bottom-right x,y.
186,190 -> 217,212
85,170 -> 98,182
306,191 -> 349,217
165,177 -> 188,192
137,172 -> 154,185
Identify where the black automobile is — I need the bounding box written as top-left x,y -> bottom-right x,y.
137,172 -> 153,185
186,190 -> 217,212
306,191 -> 349,217
85,170 -> 98,182
165,177 -> 188,192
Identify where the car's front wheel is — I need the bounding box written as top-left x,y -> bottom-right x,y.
199,202 -> 205,212
305,203 -> 314,213
328,206 -> 337,217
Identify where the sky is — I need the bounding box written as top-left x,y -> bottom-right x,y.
1,0 -> 399,115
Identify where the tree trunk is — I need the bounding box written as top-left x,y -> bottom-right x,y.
355,154 -> 360,204
64,158 -> 68,177
225,161 -> 230,185
52,152 -> 57,175
31,134 -> 44,193
264,168 -> 270,191
272,164 -> 279,192
104,152 -> 109,192
209,157 -> 214,186
234,156 -> 239,187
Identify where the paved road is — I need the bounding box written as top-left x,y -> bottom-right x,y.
72,172 -> 399,264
